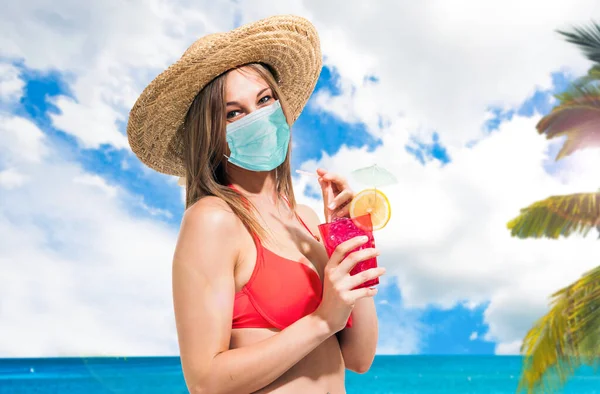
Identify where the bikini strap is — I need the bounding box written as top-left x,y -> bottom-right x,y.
227,184 -> 320,242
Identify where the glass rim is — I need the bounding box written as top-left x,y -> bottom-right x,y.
317,213 -> 373,232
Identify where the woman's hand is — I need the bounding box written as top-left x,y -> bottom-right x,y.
317,168 -> 354,222
313,236 -> 385,334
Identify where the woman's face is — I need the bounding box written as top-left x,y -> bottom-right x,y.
224,66 -> 276,124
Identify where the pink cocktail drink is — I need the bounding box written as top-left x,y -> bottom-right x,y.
318,214 -> 379,289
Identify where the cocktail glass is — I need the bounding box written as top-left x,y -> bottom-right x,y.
318,214 -> 379,289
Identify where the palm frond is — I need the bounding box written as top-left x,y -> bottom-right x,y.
564,266 -> 600,361
552,67 -> 600,107
536,67 -> 600,160
507,193 -> 600,239
518,266 -> 600,394
558,21 -> 600,64
517,289 -> 575,393
515,22 -> 600,394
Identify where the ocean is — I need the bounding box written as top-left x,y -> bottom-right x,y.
0,356 -> 598,394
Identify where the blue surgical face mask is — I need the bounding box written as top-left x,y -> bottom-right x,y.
225,100 -> 290,172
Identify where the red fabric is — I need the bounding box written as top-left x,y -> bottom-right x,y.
232,235 -> 353,330
228,184 -> 352,330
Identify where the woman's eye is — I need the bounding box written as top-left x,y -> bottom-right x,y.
258,95 -> 272,104
226,110 -> 241,119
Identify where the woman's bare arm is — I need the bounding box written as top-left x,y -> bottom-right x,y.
172,197 -> 333,394
296,204 -> 380,373
334,297 -> 379,373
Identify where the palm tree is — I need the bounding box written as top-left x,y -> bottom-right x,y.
506,21 -> 600,393
516,265 -> 600,393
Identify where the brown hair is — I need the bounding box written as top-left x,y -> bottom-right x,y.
181,63 -> 296,241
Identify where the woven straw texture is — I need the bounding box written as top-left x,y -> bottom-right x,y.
127,15 -> 322,177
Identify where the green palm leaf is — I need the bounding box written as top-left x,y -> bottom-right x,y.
536,67 -> 600,160
518,266 -> 600,394
557,21 -> 600,64
507,193 -> 600,239
514,21 -> 600,394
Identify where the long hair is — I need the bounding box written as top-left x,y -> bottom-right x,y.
182,63 -> 296,241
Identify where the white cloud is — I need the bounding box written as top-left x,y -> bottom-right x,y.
16,0 -> 597,163
495,340 -> 522,355
373,279 -> 425,355
3,0 -> 597,152
0,63 -> 24,103
73,174 -> 118,198
376,319 -> 423,355
0,113 -> 179,357
0,114 -> 48,163
300,0 -> 598,146
0,168 -> 28,189
1,0 -> 237,151
4,0 -> 600,357
49,96 -> 131,150
296,110 -> 600,355
469,331 -> 478,341
138,198 -> 174,219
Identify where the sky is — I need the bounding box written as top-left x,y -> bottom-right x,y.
1,0 -> 600,358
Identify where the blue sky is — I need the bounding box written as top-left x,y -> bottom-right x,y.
291,66 -> 577,355
17,64 -> 184,226
3,2 -> 600,359
9,59 -> 575,356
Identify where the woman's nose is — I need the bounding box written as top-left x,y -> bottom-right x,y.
245,103 -> 259,114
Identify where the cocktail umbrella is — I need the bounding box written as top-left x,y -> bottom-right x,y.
348,164 -> 396,224
350,164 -> 398,188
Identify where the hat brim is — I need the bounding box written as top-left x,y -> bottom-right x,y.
127,15 -> 322,177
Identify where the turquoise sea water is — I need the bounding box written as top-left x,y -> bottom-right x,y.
0,356 -> 598,393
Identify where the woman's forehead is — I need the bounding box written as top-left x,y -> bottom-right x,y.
225,67 -> 269,100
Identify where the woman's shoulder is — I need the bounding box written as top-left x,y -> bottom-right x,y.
177,197 -> 243,259
173,195 -> 243,275
182,195 -> 242,235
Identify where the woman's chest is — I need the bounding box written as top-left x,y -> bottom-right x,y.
235,215 -> 328,292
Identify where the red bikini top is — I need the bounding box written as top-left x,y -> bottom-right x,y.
228,185 -> 353,330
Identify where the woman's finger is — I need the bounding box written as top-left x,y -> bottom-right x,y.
318,169 -> 349,190
320,181 -> 335,222
346,267 -> 386,290
328,188 -> 353,211
348,286 -> 378,301
335,204 -> 350,218
337,247 -> 379,275
328,236 -> 371,268
318,176 -> 326,196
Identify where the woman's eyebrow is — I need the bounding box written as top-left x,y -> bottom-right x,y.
255,87 -> 270,97
226,87 -> 270,106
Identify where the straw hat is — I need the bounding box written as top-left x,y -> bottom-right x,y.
127,14 -> 322,177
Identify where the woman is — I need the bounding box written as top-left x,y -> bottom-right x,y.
127,15 -> 386,394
